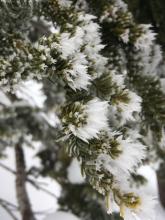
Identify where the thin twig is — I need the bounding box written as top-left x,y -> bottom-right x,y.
0,199 -> 19,220
0,198 -> 51,215
0,162 -> 58,199
27,178 -> 58,199
0,198 -> 18,210
0,162 -> 16,174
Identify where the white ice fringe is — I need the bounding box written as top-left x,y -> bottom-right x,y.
67,158 -> 85,184
114,0 -> 128,12
110,136 -> 146,174
97,136 -> 146,179
57,13 -> 107,89
111,70 -> 125,88
79,14 -> 108,78
58,0 -> 72,7
106,189 -> 156,220
59,28 -> 84,58
69,98 -> 109,142
124,191 -> 157,220
120,29 -> 130,43
134,24 -> 156,51
64,53 -> 91,91
15,80 -> 46,108
117,91 -> 142,123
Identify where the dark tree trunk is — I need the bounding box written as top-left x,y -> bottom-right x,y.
157,164 -> 165,209
15,139 -> 36,220
157,177 -> 165,208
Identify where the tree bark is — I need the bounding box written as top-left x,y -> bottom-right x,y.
15,139 -> 36,220
157,176 -> 165,208
157,173 -> 165,208
157,164 -> 165,209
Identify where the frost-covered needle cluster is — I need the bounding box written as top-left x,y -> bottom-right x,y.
62,98 -> 109,142
0,0 -> 158,220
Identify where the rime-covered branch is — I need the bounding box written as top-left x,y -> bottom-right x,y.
0,1 -> 161,220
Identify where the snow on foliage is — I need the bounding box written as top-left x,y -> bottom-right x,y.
62,98 -> 109,142
15,80 -> 46,108
67,158 -> 85,184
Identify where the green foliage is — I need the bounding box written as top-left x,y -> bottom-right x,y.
127,74 -> 165,132
125,0 -> 165,49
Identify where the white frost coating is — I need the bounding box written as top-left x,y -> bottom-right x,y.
69,98 -> 109,142
80,14 -> 108,78
15,80 -> 46,108
55,28 -> 92,90
158,127 -> 165,150
109,136 -> 145,174
65,53 -> 91,91
39,112 -> 61,128
97,136 -> 145,179
0,1 -> 159,219
114,0 -> 128,11
124,192 -> 156,220
132,44 -> 162,77
58,0 -> 72,7
59,28 -> 84,58
0,90 -> 11,106
134,24 -> 156,51
120,29 -> 130,43
67,158 -> 85,184
105,171 -> 157,220
44,211 -> 81,220
111,70 -> 125,88
148,44 -> 162,75
161,78 -> 165,93
116,91 -> 142,123
56,13 -> 107,89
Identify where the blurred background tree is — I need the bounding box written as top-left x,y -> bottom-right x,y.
125,0 -> 165,49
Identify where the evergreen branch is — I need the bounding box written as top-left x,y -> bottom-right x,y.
0,0 -> 159,219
